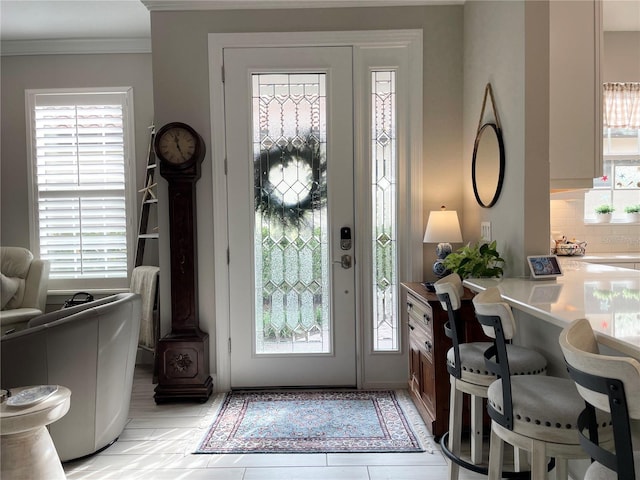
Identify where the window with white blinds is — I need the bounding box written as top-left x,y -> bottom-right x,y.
26,88 -> 136,291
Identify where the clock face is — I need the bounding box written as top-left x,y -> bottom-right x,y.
156,126 -> 197,165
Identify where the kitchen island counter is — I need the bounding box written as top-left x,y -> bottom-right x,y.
463,260 -> 640,359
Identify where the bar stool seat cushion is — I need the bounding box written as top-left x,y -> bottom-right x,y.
585,452 -> 640,480
449,343 -> 547,387
487,375 -> 611,444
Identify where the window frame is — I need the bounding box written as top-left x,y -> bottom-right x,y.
583,127 -> 640,223
25,87 -> 137,292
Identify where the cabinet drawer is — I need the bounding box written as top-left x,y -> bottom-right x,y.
409,320 -> 434,364
406,294 -> 433,333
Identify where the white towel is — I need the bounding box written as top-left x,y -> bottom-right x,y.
130,266 -> 159,350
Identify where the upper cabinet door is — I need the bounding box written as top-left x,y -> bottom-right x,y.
550,0 -> 603,190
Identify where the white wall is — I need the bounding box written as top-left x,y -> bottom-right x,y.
0,53 -> 155,262
551,192 -> 640,252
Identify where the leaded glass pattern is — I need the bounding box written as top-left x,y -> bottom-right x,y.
372,71 -> 398,351
252,73 -> 330,354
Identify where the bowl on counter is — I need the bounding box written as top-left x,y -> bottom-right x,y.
554,241 -> 586,256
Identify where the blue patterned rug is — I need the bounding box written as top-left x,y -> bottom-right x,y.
195,390 -> 425,454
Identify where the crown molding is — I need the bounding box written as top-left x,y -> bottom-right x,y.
141,0 -> 461,11
1,38 -> 151,57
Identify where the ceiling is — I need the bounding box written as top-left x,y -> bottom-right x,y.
0,0 -> 638,43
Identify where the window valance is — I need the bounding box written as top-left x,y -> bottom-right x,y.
603,82 -> 640,129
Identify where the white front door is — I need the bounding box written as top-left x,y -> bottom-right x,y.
224,46 -> 356,388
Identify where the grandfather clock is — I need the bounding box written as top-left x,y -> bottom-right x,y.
153,122 -> 213,403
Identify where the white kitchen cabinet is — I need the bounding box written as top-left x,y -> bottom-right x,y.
550,0 -> 603,190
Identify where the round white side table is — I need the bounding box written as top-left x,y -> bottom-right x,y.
1,385 -> 71,480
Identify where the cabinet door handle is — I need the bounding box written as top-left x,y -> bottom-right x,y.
406,302 -> 413,312
408,323 -> 415,331
425,340 -> 432,352
423,313 -> 430,324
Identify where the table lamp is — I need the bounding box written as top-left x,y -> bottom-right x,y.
423,206 -> 462,278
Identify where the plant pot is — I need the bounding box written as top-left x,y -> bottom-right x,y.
624,212 -> 640,223
594,213 -> 612,223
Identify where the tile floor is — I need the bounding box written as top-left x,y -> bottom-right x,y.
63,365 -> 486,480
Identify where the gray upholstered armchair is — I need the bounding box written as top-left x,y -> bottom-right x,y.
1,293 -> 141,461
1,246 -> 50,334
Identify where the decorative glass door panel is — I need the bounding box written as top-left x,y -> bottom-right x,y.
224,47 -> 356,387
372,71 -> 398,352
252,73 -> 329,354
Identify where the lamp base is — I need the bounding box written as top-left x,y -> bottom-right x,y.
436,242 -> 452,258
432,259 -> 450,278
421,281 -> 436,292
433,242 -> 453,278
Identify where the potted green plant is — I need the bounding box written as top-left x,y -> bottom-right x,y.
594,204 -> 614,223
442,240 -> 505,279
624,204 -> 640,223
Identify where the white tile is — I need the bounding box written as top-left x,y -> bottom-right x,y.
117,428 -> 157,441
148,468 -> 246,479
64,453 -> 209,472
66,467 -> 246,479
126,416 -> 203,429
328,451 -> 447,466
368,464 -> 448,480
242,466 -> 370,480
206,453 -> 328,468
61,365 -> 455,480
118,426 -> 200,442
100,439 -> 190,455
65,470 -> 134,479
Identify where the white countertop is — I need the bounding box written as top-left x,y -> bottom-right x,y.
569,253 -> 640,263
463,260 -> 640,359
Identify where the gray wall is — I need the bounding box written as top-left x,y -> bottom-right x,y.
603,31 -> 640,81
462,0 -> 551,277
149,5 -> 465,379
1,1 -> 560,386
0,53 -> 155,264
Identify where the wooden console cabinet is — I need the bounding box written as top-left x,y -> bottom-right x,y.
402,282 -> 488,440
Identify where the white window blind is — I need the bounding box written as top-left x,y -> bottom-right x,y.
26,89 -> 135,290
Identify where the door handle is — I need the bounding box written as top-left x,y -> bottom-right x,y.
333,254 -> 352,269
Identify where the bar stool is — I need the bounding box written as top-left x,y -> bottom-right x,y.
473,287 -> 608,480
559,318 -> 638,480
434,275 -> 547,480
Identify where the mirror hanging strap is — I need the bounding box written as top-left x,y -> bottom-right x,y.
477,83 -> 502,133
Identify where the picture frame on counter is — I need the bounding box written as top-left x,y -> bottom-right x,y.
527,255 -> 563,280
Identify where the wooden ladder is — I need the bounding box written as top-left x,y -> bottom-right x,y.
134,126 -> 158,268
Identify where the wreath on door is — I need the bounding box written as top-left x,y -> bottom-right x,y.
254,134 -> 327,227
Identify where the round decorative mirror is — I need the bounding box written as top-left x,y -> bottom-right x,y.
472,122 -> 505,208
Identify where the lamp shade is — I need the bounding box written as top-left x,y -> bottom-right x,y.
423,209 -> 462,243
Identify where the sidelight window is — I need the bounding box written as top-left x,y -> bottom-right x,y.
372,71 -> 399,352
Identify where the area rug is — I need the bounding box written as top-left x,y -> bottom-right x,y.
195,390 -> 426,454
